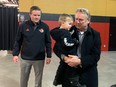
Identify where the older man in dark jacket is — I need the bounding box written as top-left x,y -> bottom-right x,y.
62,8 -> 101,87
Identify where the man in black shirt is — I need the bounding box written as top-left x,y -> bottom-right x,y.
12,6 -> 52,87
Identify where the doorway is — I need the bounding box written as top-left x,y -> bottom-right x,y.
109,17 -> 116,51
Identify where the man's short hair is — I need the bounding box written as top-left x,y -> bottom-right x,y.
30,6 -> 41,14
76,8 -> 91,21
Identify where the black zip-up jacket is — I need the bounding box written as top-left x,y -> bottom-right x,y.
12,20 -> 52,60
50,27 -> 78,57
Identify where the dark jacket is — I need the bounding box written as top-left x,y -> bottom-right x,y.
50,27 -> 78,57
50,27 -> 80,86
12,20 -> 52,60
71,26 -> 101,87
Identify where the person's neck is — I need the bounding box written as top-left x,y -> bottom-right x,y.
31,20 -> 39,26
60,26 -> 68,30
33,22 -> 37,25
78,26 -> 88,32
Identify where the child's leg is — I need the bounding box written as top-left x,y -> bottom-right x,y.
53,61 -> 66,86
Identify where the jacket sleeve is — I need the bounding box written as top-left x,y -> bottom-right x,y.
61,31 -> 78,48
12,24 -> 23,56
45,25 -> 52,58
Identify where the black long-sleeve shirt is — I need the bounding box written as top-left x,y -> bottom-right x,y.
12,20 -> 52,60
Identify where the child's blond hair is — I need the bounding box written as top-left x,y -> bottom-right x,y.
58,13 -> 73,25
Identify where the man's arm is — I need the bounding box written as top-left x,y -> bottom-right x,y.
45,25 -> 52,60
12,25 -> 23,63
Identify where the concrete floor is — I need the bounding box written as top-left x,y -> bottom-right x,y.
0,51 -> 116,87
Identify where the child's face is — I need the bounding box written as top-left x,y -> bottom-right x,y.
64,20 -> 73,30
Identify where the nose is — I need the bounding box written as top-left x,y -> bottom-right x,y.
76,20 -> 80,23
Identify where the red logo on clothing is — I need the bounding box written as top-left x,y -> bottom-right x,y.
39,29 -> 44,33
26,28 -> 30,32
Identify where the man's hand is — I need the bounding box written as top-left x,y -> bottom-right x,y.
46,58 -> 51,64
65,55 -> 81,67
13,56 -> 19,63
63,56 -> 70,61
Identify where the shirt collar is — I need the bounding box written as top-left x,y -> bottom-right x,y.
29,19 -> 40,26
77,28 -> 87,34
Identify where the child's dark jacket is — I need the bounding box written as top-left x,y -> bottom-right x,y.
50,27 -> 78,57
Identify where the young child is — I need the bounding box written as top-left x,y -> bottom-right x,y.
50,14 -> 79,86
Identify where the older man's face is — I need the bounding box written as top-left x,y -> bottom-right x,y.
75,12 -> 90,31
